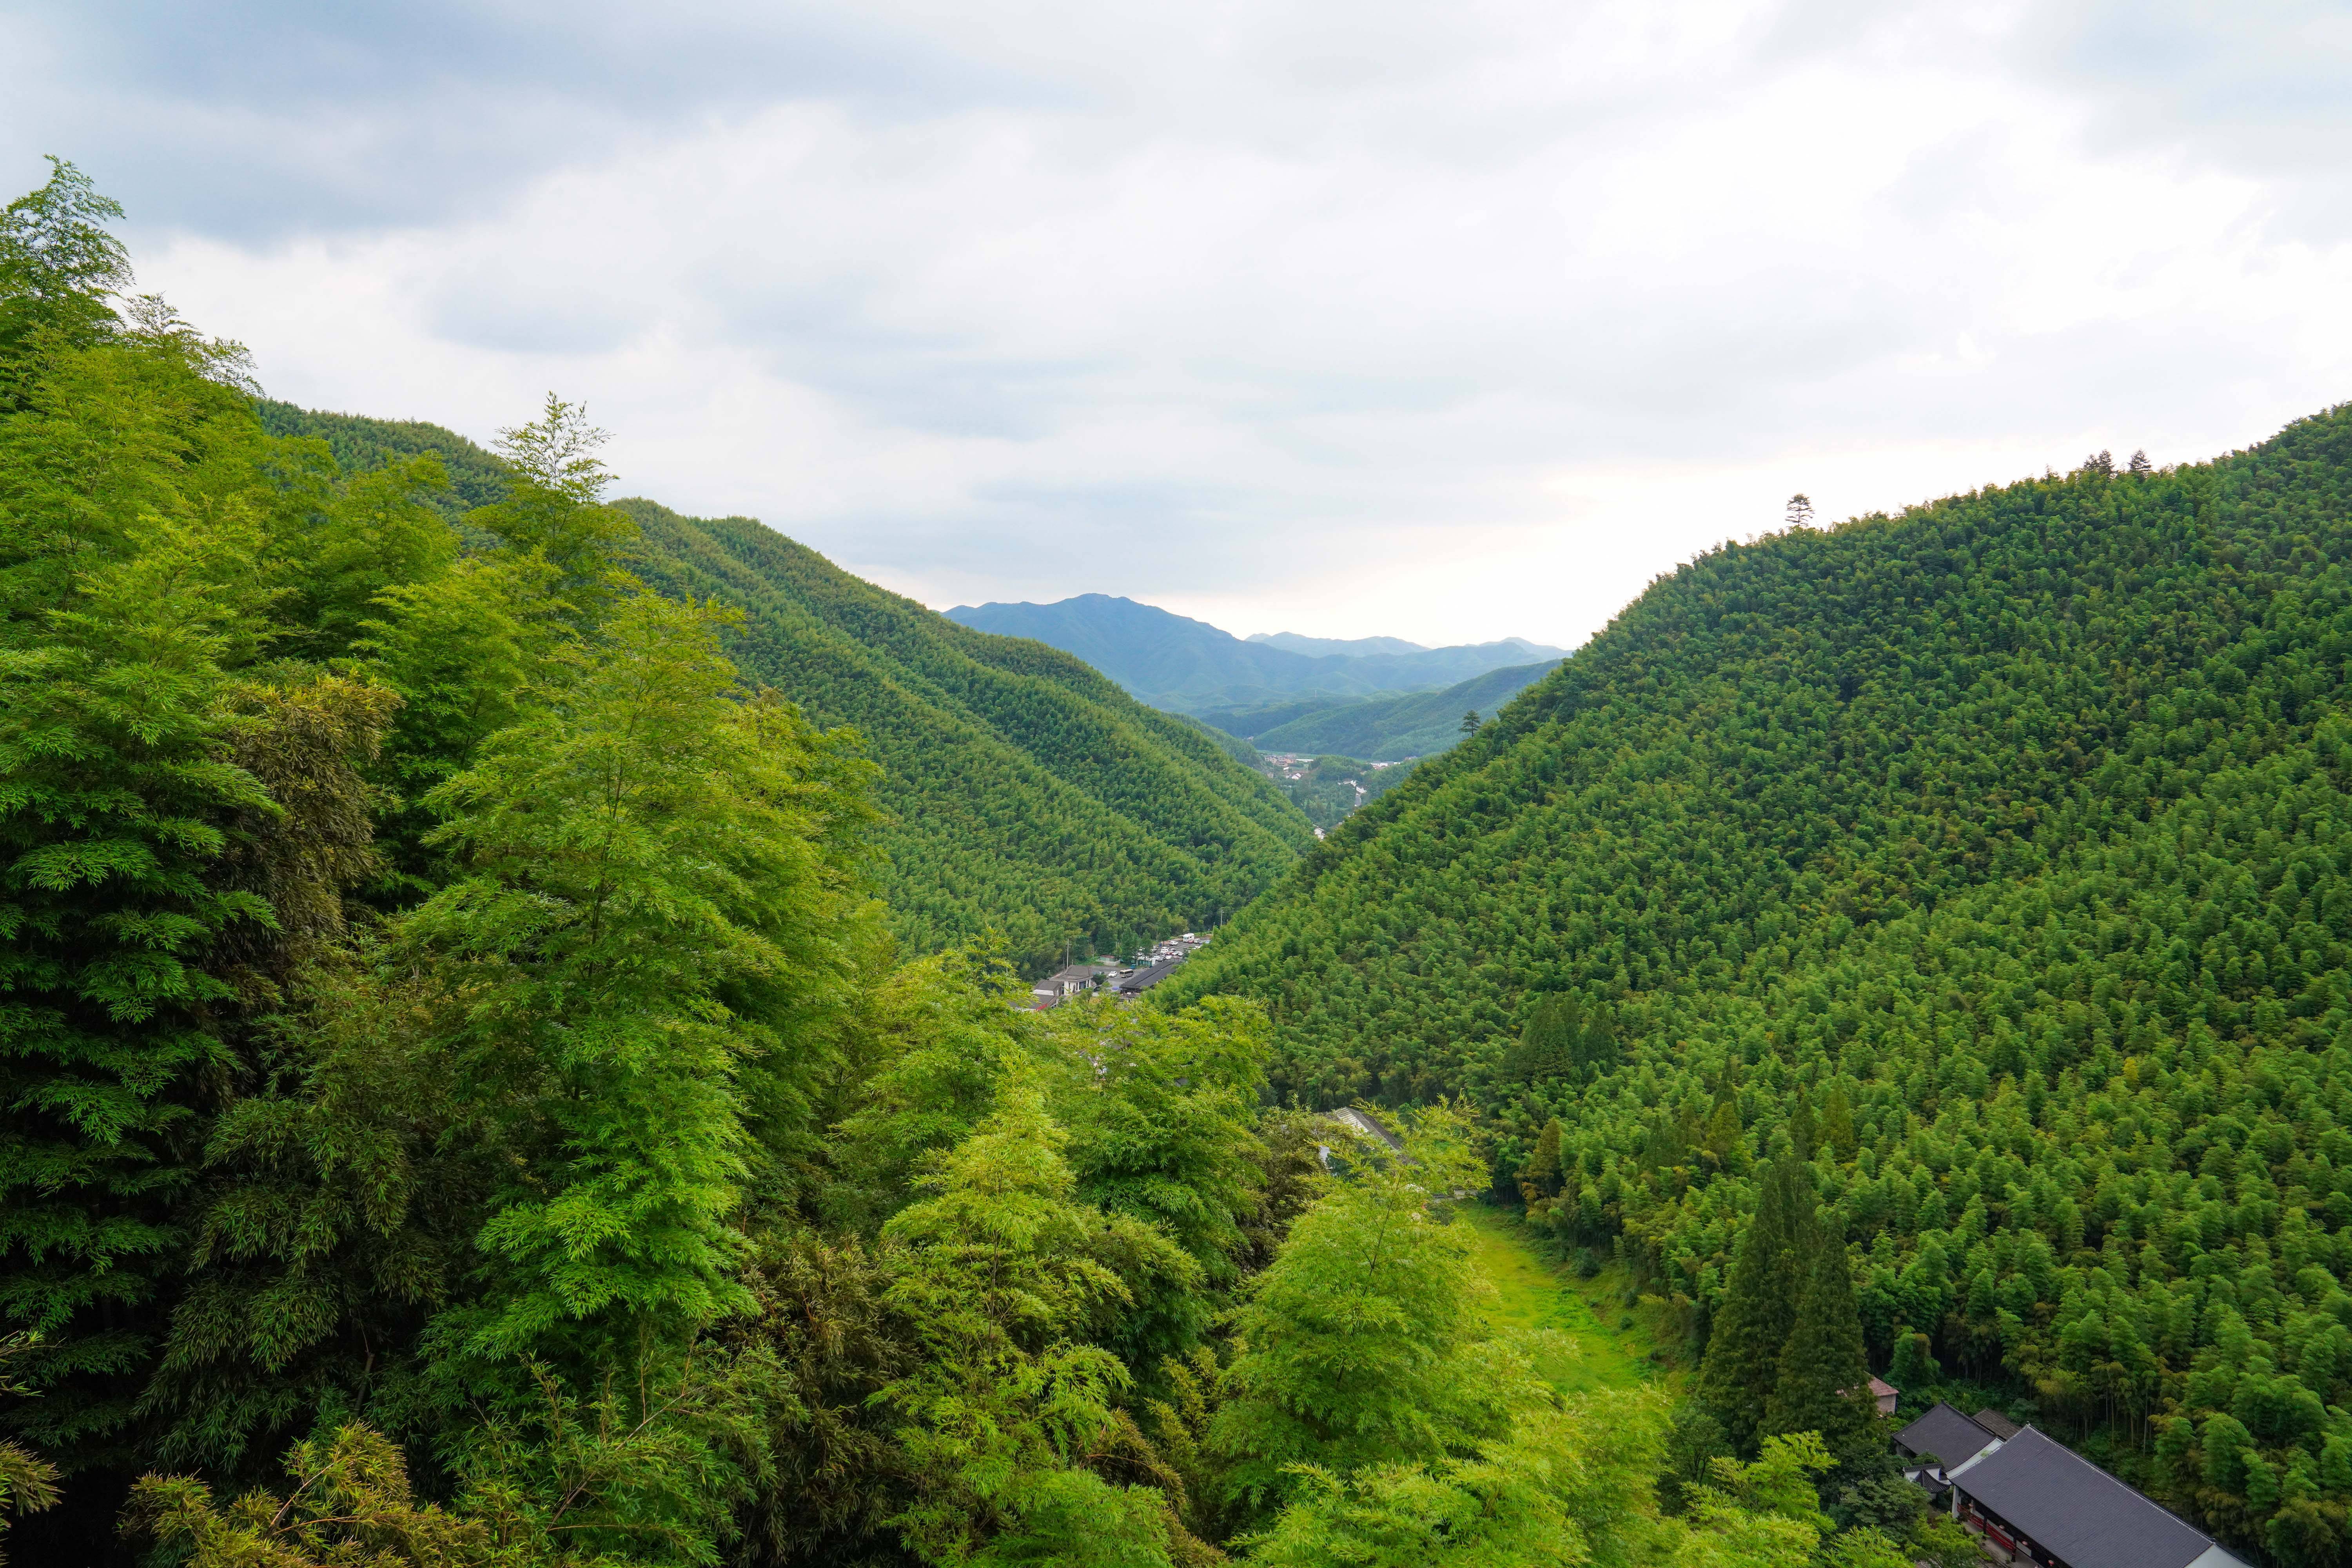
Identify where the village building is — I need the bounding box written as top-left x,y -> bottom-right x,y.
1030,934 -> 1209,1010
1312,1107 -> 1406,1170
1893,1402 -> 2002,1471
1114,957 -> 1183,996
1893,1406 -> 2250,1568
1031,962 -> 1116,1009
1325,1107 -> 1402,1153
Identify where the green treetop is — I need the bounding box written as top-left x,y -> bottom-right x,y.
399,592 -> 875,1374
1761,1233 -> 1875,1458
1695,1158 -> 1816,1455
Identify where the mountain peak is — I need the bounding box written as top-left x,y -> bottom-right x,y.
1247,631 -> 1429,657
944,595 -> 1566,715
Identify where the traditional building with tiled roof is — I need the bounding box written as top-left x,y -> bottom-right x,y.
1892,1402 -> 2000,1470
1971,1407 -> 2022,1441
1929,1420 -> 2258,1568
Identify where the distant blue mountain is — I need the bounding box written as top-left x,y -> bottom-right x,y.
944,594 -> 1565,713
1246,630 -> 1426,657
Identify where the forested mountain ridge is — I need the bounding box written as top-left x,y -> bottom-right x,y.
257,399 -> 510,512
1161,407 -> 2352,1561
1232,657 -> 1564,760
621,499 -> 1311,961
252,405 -> 1311,970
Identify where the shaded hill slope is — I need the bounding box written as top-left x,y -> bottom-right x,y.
256,403 -> 1310,968
621,501 -> 1311,964
1238,659 -> 1564,760
946,593 -> 1562,712
1157,407 -> 2352,1559
1163,415 -> 2352,1096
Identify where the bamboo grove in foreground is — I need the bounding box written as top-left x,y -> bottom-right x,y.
0,162 -> 1957,1566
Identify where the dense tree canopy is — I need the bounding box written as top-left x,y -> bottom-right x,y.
252,400 -> 1310,976
1168,401 -> 2352,1562
622,497 -> 1309,972
0,158 -> 1955,1568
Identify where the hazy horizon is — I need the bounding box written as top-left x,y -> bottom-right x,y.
944,591 -> 1560,656
8,0 -> 2350,646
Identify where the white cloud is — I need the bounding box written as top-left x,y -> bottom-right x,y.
5,0 -> 2350,647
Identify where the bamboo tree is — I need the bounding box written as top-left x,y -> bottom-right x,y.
0,294 -> 280,1453
400,592 -> 870,1373
877,1076 -> 1189,1566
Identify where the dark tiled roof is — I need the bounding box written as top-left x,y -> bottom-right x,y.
1956,1428 -> 2220,1568
1972,1407 -> 2023,1440
1327,1107 -> 1403,1152
1115,959 -> 1181,993
1894,1403 -> 1995,1467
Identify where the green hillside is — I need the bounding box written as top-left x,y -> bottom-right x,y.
1162,410 -> 2352,1558
254,406 -> 1311,970
257,400 -> 511,513
1241,658 -> 1563,760
620,499 -> 1311,964
0,157 -> 1982,1568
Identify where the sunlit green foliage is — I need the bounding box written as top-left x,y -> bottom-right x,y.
0,163 -> 288,1459
0,161 -> 1318,1565
402,591 -> 876,1373
877,1075 -> 1191,1565
0,1333 -> 59,1558
1219,1138 -> 1919,1565
1210,1112 -> 1536,1520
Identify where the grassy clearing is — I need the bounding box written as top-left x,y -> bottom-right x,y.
1457,1204 -> 1678,1397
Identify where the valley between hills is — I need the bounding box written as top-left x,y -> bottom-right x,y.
9,154 -> 2352,1568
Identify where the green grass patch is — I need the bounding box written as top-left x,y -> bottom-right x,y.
1457,1205 -> 1679,1397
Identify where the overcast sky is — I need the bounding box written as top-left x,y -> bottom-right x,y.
5,1 -> 2350,648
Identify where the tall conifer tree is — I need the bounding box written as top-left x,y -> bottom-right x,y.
1701,1096 -> 1742,1171
1697,1158 -> 1815,1454
1787,1089 -> 1816,1161
1762,1233 -> 1875,1456
1518,1118 -> 1563,1201
1818,1088 -> 1858,1163
1569,1004 -> 1620,1078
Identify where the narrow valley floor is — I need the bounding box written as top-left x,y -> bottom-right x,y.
1459,1204 -> 1677,1397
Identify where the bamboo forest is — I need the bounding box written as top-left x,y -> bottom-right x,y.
8,146 -> 2352,1568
